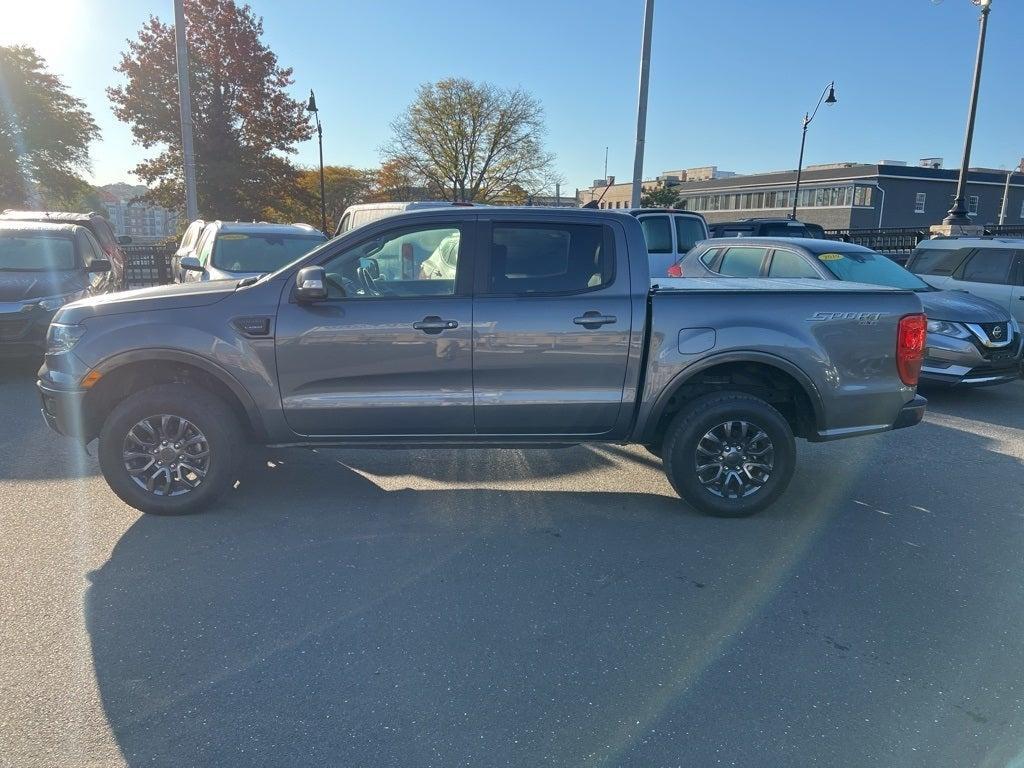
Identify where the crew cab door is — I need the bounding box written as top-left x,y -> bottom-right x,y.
472,218 -> 632,436
275,218 -> 475,436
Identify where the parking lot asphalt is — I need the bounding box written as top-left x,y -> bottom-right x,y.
2,357 -> 1024,768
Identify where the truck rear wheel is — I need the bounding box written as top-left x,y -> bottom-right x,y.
98,383 -> 243,515
662,391 -> 795,517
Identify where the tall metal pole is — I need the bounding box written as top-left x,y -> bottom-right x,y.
173,0 -> 198,221
630,0 -> 654,208
791,119 -> 809,220
944,0 -> 991,225
998,168 -> 1011,225
316,113 -> 326,234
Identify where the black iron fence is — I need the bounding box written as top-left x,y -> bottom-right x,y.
823,224 -> 1024,265
123,242 -> 176,288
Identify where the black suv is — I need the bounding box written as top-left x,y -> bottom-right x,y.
0,210 -> 128,290
707,218 -> 826,239
0,221 -> 115,356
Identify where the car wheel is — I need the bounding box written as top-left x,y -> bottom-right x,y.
662,391 -> 795,517
98,383 -> 242,515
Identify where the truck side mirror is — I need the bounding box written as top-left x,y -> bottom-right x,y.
117,235 -> 133,245
88,258 -> 112,273
180,255 -> 204,272
295,266 -> 328,302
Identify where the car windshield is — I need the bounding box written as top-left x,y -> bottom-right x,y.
815,248 -> 932,291
0,234 -> 77,271
211,232 -> 326,273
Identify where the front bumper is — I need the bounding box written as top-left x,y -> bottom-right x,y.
38,380 -> 89,439
921,332 -> 1022,387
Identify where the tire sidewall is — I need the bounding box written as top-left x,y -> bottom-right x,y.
665,394 -> 795,517
98,384 -> 241,515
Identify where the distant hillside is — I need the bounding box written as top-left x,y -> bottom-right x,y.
99,183 -> 149,202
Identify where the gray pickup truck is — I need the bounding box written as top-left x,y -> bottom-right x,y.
38,207 -> 927,518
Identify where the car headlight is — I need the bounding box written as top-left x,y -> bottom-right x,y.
36,289 -> 89,312
1011,316 -> 1021,335
926,319 -> 971,340
46,323 -> 87,355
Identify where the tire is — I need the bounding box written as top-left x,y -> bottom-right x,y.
98,383 -> 243,515
662,391 -> 795,518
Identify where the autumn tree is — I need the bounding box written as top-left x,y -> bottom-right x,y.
0,46 -> 100,209
263,165 -> 374,232
369,158 -> 424,202
107,0 -> 312,220
382,78 -> 556,203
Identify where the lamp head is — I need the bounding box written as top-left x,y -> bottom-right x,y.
306,89 -> 318,113
825,83 -> 837,105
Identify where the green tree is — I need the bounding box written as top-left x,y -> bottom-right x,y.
0,46 -> 100,209
107,0 -> 312,220
383,78 -> 556,203
640,182 -> 679,208
264,165 -> 374,232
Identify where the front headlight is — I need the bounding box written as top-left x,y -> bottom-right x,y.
1011,316 -> 1021,335
46,323 -> 87,355
36,289 -> 89,312
926,319 -> 971,340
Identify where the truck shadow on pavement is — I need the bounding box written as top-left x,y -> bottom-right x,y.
84,416 -> 1024,768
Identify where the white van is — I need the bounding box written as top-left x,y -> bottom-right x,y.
335,202 -> 465,236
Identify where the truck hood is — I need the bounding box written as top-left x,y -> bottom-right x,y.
56,280 -> 237,324
918,289 -> 1010,323
0,270 -> 87,302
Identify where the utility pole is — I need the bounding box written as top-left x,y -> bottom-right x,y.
604,147 -> 609,181
998,168 -> 1012,225
555,182 -> 561,207
173,0 -> 198,221
630,0 -> 654,208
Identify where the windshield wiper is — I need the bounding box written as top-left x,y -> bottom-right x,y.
236,275 -> 263,287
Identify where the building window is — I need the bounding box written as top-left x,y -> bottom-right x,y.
968,195 -> 979,216
914,192 -> 927,214
1020,199 -> 1024,219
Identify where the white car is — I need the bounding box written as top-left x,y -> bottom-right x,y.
906,237 -> 1024,324
179,221 -> 327,282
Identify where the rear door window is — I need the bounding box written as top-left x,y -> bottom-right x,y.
89,218 -> 118,253
959,249 -> 1016,285
673,215 -> 705,254
909,246 -> 972,276
717,247 -> 768,277
638,215 -> 672,254
486,223 -> 612,295
767,249 -> 820,278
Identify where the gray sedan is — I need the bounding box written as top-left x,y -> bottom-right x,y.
675,237 -> 1022,387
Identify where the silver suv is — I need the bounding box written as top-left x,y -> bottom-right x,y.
179,221 -> 326,282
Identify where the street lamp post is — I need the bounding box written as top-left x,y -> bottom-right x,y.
791,81 -> 837,220
943,0 -> 993,226
306,90 -> 327,234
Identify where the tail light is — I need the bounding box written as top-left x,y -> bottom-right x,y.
667,263 -> 683,278
897,313 -> 927,386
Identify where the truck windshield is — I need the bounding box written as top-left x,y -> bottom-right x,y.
815,248 -> 932,291
0,234 -> 77,271
212,233 -> 327,273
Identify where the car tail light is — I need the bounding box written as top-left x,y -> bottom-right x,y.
897,313 -> 927,386
667,263 -> 683,278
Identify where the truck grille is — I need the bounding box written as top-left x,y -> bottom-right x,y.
0,318 -> 30,340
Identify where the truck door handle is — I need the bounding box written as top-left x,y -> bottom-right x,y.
413,316 -> 458,334
573,311 -> 617,329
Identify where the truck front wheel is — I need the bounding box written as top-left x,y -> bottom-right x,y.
97,383 -> 243,515
662,391 -> 795,517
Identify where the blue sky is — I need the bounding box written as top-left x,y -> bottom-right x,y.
3,0 -> 1021,191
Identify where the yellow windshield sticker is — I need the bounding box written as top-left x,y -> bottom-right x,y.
219,234 -> 249,240
818,252 -> 844,261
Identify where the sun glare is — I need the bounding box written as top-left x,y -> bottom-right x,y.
0,0 -> 84,58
